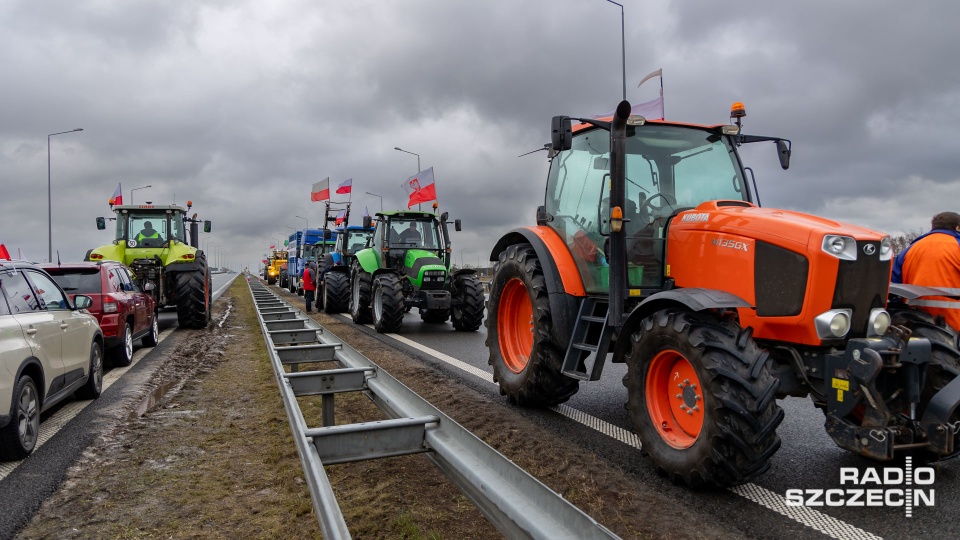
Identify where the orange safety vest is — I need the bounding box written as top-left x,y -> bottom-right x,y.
899,232 -> 960,331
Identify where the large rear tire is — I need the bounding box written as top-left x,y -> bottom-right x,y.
451,274 -> 485,331
626,309 -> 783,488
486,243 -> 579,406
324,271 -> 350,314
175,255 -> 210,329
373,273 -> 405,333
350,265 -> 372,324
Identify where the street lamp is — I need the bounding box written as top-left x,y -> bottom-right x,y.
130,184 -> 152,204
295,215 -> 309,230
48,128 -> 83,262
606,0 -> 626,101
394,147 -> 421,209
394,146 -> 420,172
365,192 -> 383,212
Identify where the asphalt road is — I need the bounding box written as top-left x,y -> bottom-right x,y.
314,296 -> 960,540
0,272 -> 237,540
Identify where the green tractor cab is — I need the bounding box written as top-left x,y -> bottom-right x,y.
89,201 -> 212,329
349,210 -> 484,333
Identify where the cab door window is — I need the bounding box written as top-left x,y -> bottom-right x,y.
2,271 -> 41,313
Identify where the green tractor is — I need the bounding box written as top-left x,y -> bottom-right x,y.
349,210 -> 485,333
88,201 -> 212,329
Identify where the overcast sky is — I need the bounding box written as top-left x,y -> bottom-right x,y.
2,0 -> 958,271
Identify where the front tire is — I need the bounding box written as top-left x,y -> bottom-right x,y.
451,274 -> 485,331
626,309 -> 783,488
373,274 -> 405,333
76,341 -> 104,400
486,243 -> 578,406
324,272 -> 350,314
0,376 -> 40,460
350,266 -> 372,324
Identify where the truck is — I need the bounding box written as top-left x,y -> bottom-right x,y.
284,230 -> 304,292
484,100 -> 960,487
289,228 -> 335,295
89,200 -> 212,329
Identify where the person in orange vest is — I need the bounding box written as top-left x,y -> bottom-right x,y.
892,211 -> 960,331
303,260 -> 318,312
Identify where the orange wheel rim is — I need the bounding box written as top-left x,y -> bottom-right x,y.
645,350 -> 704,449
498,278 -> 534,374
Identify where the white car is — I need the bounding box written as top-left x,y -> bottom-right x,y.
0,260 -> 104,460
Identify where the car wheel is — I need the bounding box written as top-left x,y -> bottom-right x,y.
76,341 -> 104,400
113,323 -> 134,367
0,375 -> 40,460
142,312 -> 159,347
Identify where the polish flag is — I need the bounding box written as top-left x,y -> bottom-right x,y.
269,244 -> 275,250
311,178 -> 330,202
401,167 -> 436,208
111,183 -> 123,205
334,210 -> 347,225
336,178 -> 353,195
0,243 -> 10,260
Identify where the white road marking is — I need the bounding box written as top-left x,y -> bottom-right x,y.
339,314 -> 882,540
0,325 -> 176,481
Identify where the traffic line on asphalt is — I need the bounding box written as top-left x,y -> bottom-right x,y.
0,325 -> 176,482
348,316 -> 882,540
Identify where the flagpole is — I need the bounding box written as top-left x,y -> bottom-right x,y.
660,74 -> 665,120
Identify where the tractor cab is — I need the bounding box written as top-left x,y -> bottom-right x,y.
543,119 -> 764,295
371,211 -> 448,271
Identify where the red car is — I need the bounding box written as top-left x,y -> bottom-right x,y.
42,261 -> 158,366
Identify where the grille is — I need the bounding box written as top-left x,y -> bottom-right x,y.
832,240 -> 890,337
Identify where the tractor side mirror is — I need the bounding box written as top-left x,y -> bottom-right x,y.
551,116 -> 572,152
96,217 -> 106,230
776,140 -> 791,170
455,219 -> 462,232
203,220 -> 212,233
363,216 -> 373,228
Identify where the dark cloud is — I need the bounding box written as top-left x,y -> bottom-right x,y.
2,0 -> 958,269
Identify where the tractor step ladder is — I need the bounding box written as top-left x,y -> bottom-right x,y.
561,297 -> 612,381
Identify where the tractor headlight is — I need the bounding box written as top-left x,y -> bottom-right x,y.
879,237 -> 893,261
867,309 -> 891,337
815,309 -> 852,339
822,235 -> 857,261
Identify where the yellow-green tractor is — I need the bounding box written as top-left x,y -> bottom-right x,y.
88,201 -> 212,328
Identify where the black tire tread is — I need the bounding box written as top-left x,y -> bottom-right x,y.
451,274 -> 485,331
373,274 -> 405,333
174,254 -> 210,329
486,243 -> 579,406
324,272 -> 350,314
626,309 -> 783,488
350,266 -> 372,324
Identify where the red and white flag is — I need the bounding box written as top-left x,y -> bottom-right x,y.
311,178 -> 330,202
0,243 -> 10,260
401,167 -> 436,208
111,183 -> 123,205
334,210 -> 347,225
336,178 -> 352,195
269,244 -> 276,250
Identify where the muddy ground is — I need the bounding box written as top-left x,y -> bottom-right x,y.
16,278 -> 739,539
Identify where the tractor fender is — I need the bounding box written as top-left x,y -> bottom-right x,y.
453,268 -> 477,277
613,288 -> 754,361
326,265 -> 350,275
354,248 -> 380,274
489,228 -> 583,349
889,282 -> 960,300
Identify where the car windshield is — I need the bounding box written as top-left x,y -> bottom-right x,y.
46,268 -> 102,294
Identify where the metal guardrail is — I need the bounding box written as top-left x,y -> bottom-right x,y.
247,278 -> 619,539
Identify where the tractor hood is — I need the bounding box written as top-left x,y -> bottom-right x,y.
671,201 -> 889,250
88,240 -> 199,266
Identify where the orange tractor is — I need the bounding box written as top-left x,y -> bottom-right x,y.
486,100 -> 960,487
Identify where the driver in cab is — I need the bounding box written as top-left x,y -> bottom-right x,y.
397,222 -> 421,245
136,221 -> 161,246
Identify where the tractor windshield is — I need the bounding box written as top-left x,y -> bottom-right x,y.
386,219 -> 440,250
345,230 -> 374,254
544,124 -> 748,293
120,211 -> 187,247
